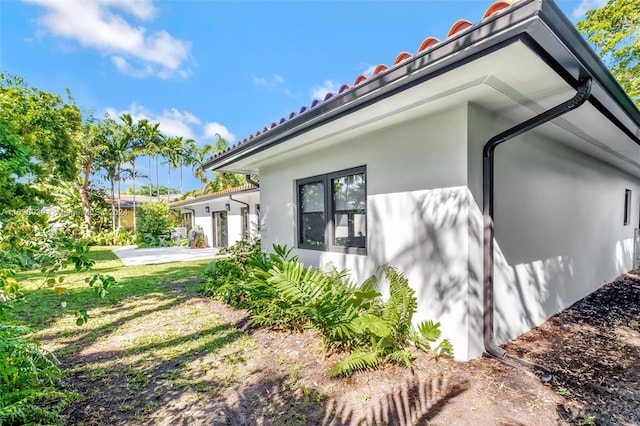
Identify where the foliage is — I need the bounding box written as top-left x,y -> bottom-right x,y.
0,325 -> 77,425
0,214 -> 94,274
87,229 -> 137,246
203,238 -> 263,303
577,0 -> 640,106
0,73 -> 81,218
125,184 -> 178,196
204,245 -> 452,377
329,265 -> 453,378
135,201 -> 173,247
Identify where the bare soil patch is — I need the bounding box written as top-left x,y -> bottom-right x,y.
54,271 -> 640,425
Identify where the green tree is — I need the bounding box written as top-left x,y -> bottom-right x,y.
577,0 -> 640,106
139,120 -> 164,197
0,74 -> 81,218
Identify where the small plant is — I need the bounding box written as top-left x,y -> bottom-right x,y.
190,234 -> 206,248
329,265 -> 453,378
0,325 -> 78,425
578,415 -> 597,426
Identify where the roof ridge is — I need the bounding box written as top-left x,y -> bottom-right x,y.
210,0 -> 518,162
170,183 -> 257,206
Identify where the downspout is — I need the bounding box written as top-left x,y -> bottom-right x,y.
482,78 -> 592,381
246,174 -> 260,188
182,207 -> 196,229
229,195 -> 249,210
229,195 -> 250,239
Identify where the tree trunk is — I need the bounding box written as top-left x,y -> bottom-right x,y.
167,166 -> 171,203
155,156 -> 159,197
76,158 -> 93,236
117,164 -> 122,230
132,161 -> 137,232
148,156 -> 152,197
110,178 -> 116,233
180,160 -> 183,196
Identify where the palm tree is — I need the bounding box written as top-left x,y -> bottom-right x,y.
95,118 -> 120,232
178,138 -> 195,195
139,120 -> 164,197
189,143 -> 214,193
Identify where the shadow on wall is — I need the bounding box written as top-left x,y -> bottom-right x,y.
492,234 -> 635,344
362,186 -> 479,356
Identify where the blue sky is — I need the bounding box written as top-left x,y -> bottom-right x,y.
1,0 -> 606,193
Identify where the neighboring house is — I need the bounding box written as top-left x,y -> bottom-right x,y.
203,0 -> 640,360
108,195 -> 181,229
169,184 -> 260,248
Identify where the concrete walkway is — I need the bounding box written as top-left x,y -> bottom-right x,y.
112,246 -> 221,266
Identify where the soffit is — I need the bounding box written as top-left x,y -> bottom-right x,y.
222,41 -> 640,177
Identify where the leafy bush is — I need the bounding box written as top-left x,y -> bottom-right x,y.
0,325 -> 77,425
203,238 -> 264,305
204,244 -> 452,377
135,201 -> 173,247
87,229 -> 136,246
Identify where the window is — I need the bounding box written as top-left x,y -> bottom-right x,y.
181,212 -> 193,230
240,207 -> 249,239
624,189 -> 632,226
297,166 -> 366,254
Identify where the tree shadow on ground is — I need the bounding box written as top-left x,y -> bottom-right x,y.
152,369 -> 470,425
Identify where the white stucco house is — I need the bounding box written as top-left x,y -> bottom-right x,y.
203,0 -> 640,362
169,184 -> 260,248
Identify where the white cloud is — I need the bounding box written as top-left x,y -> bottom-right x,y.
252,74 -> 292,96
572,0 -> 607,19
204,122 -> 236,143
310,80 -> 339,100
25,0 -> 191,79
105,103 -> 235,145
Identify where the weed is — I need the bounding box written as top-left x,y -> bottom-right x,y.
578,415 -> 597,425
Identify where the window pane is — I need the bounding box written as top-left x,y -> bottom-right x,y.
301,182 -> 324,212
332,171 -> 366,248
300,181 -> 325,246
334,212 -> 366,248
301,212 -> 325,246
333,173 -> 365,211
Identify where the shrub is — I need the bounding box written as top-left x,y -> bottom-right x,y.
203,238 -> 265,306
0,325 -> 77,425
135,202 -> 173,247
87,229 -> 136,246
203,243 -> 452,377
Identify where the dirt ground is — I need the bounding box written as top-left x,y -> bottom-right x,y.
56,272 -> 640,425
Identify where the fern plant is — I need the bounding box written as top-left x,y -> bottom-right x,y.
0,325 -> 78,425
329,265 -> 453,378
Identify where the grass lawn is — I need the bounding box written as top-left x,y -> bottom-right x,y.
9,246 -> 591,425
10,247 -> 263,424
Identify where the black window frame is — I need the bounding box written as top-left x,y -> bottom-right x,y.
624,188 -> 632,226
240,206 -> 249,239
296,165 -> 367,255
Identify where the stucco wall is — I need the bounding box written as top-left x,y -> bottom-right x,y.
467,103 -> 640,346
188,192 -> 260,248
260,105 -> 483,358
257,101 -> 639,360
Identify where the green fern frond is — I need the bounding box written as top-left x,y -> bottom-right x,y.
387,348 -> 414,368
417,320 -> 442,343
329,349 -> 383,378
349,313 -> 392,338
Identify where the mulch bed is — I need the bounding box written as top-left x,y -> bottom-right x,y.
507,272 -> 640,425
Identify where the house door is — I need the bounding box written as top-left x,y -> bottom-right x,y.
212,211 -> 228,247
